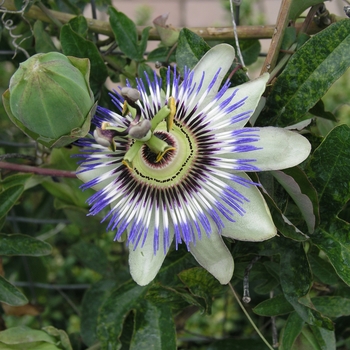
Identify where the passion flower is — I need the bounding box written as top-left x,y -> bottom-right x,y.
76,44 -> 311,286
2,52 -> 95,148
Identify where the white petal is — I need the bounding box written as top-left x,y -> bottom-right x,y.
189,232 -> 234,284
191,44 -> 235,102
221,173 -> 277,241
128,221 -> 174,286
76,157 -> 119,191
210,73 -> 269,130
233,127 -> 311,171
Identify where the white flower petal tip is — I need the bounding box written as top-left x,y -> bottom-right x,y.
221,174 -> 277,242
233,127 -> 312,171
129,244 -> 168,286
189,233 -> 234,285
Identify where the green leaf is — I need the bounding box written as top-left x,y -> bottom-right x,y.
1,173 -> 32,191
253,294 -> 294,316
309,326 -> 336,350
311,296 -> 350,318
271,167 -> 319,233
81,279 -> 118,346
308,253 -> 339,285
33,21 -> 58,53
306,124 -> 350,218
260,20 -> 350,126
0,275 -> 28,306
0,185 -> 24,219
178,267 -> 223,314
176,28 -> 210,73
71,242 -> 111,276
67,15 -> 88,37
309,100 -> 337,121
206,338 -> 271,349
108,7 -> 147,61
0,326 -> 56,345
60,22 -> 108,91
97,280 -> 148,349
232,39 -> 261,66
260,185 -> 309,242
131,301 -> 176,350
280,312 -> 304,350
289,0 -> 331,20
0,234 -> 52,256
312,219 -> 350,286
147,47 -> 176,63
42,326 -> 73,350
292,326 -> 336,350
279,239 -> 333,329
0,325 -> 72,350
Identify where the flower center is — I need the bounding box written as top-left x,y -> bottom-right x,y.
132,120 -> 196,187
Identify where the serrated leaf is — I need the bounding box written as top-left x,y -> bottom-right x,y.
0,185 -> 24,219
33,21 -> 58,53
280,312 -> 304,350
108,7 -> 146,61
97,281 -> 148,349
260,20 -> 350,126
131,301 -> 176,350
81,279 -> 118,346
253,294 -> 294,316
60,22 -> 108,91
271,167 -> 319,233
0,276 -> 28,306
176,28 -> 210,73
306,124 -> 350,218
0,234 -> 51,256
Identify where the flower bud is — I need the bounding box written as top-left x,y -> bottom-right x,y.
2,52 -> 96,148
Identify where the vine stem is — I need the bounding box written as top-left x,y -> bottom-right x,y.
0,161 -> 77,178
229,283 -> 274,350
2,0 -> 325,40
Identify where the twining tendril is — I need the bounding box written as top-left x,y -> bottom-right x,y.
0,0 -> 32,58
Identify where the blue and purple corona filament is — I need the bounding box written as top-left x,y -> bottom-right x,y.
76,44 -> 311,285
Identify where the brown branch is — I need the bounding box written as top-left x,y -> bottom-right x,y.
260,0 -> 293,75
0,161 -> 77,178
2,0 -> 325,40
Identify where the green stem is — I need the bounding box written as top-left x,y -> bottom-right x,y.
36,1 -> 63,28
229,283 -> 274,350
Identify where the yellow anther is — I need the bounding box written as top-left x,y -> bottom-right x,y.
101,121 -> 110,130
166,96 -> 176,132
122,101 -> 129,116
156,146 -> 176,163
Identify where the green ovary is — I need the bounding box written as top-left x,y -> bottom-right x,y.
131,121 -> 196,187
